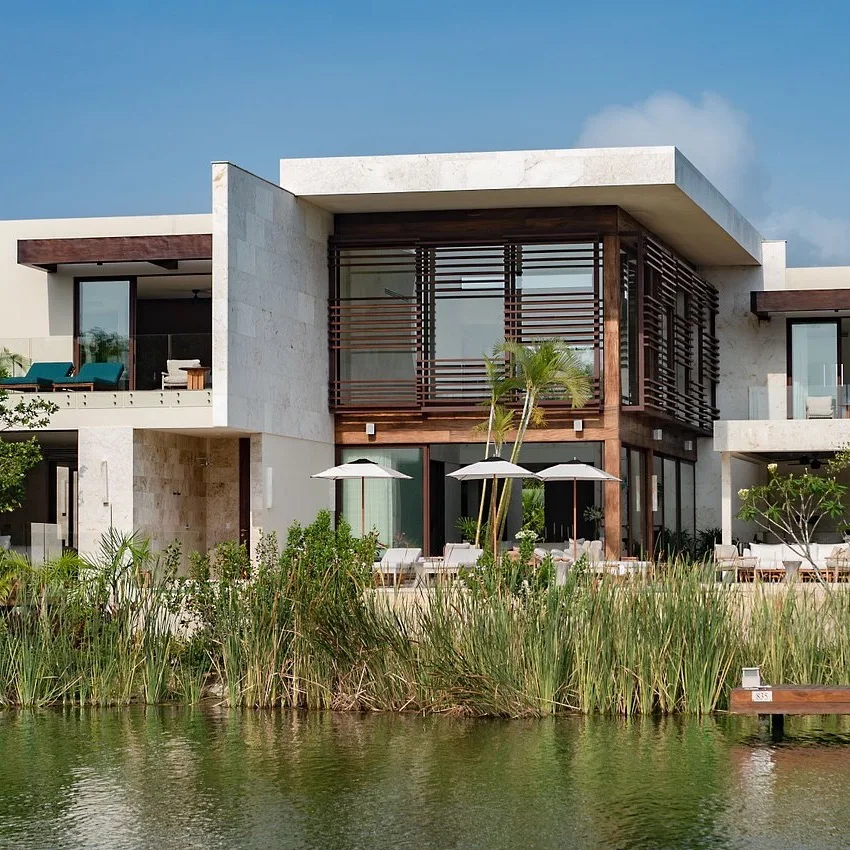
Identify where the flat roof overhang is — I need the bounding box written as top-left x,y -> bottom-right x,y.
751,288 -> 850,319
280,147 -> 763,266
17,233 -> 212,272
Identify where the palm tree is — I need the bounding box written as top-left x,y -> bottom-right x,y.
0,348 -> 27,379
493,339 -> 593,537
471,353 -> 517,546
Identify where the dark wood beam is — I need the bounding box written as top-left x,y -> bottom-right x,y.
333,205 -> 620,243
751,288 -> 850,319
17,234 -> 212,270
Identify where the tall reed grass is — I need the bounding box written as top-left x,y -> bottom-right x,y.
3,513 -> 850,717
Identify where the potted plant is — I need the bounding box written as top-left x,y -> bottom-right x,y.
583,504 -> 603,540
456,516 -> 478,544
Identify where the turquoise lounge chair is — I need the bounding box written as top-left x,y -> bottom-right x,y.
0,361 -> 73,391
52,362 -> 125,391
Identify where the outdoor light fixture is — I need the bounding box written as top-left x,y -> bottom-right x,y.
365,422 -> 376,436
573,419 -> 583,433
684,440 -> 694,452
264,466 -> 274,510
742,667 -> 762,689
652,428 -> 663,441
100,460 -> 109,505
651,474 -> 659,512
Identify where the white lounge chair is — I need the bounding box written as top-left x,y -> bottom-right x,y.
162,358 -> 202,390
373,547 -> 422,587
806,396 -> 834,419
420,543 -> 483,585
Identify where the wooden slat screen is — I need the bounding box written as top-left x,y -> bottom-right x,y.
330,240 -> 604,412
642,236 -> 719,432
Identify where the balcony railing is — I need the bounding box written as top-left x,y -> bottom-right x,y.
748,384 -> 850,420
0,334 -> 212,391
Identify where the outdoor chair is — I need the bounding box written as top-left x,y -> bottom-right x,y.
806,396 -> 835,419
162,358 -> 202,390
714,543 -> 757,582
0,361 -> 73,391
420,543 -> 484,585
825,545 -> 850,582
53,362 -> 125,391
373,547 -> 422,587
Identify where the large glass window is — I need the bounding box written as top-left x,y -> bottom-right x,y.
789,320 -> 839,419
77,280 -> 131,387
339,447 -> 423,547
620,250 -> 639,404
432,247 -> 505,364
680,462 -> 695,540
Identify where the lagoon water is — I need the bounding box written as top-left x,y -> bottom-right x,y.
1,709 -> 850,850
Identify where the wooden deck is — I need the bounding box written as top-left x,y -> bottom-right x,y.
730,685 -> 850,716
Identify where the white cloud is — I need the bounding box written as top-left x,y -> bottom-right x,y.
576,92 -> 850,266
761,208 -> 850,266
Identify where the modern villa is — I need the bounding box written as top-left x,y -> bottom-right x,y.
1,147 -> 849,564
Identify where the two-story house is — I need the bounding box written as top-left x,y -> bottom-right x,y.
1,148 -> 844,562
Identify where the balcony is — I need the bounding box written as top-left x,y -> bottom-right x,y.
0,335 -> 214,430
717,382 -> 850,457
747,384 -> 850,421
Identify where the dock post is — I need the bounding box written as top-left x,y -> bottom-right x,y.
770,714 -> 785,742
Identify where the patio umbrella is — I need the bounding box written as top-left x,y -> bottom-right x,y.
448,456 -> 540,555
311,458 -> 411,537
538,460 -> 621,562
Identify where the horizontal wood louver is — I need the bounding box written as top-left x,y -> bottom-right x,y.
329,246 -> 421,408
641,236 -> 719,433
329,240 -> 603,412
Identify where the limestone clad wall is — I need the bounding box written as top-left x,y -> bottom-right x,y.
77,427 -> 135,556
211,162 -> 335,444
132,431 -> 240,560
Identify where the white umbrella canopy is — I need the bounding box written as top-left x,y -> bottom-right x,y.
538,460 -> 621,562
448,456 -> 540,481
538,461 -> 621,483
312,459 -> 412,537
448,456 -> 539,553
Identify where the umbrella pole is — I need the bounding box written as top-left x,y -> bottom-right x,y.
492,474 -> 498,557
361,477 -> 365,538
573,478 -> 578,563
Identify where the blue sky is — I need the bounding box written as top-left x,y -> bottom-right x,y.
2,0 -> 849,264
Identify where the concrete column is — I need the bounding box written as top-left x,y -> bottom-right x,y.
721,451 -> 733,545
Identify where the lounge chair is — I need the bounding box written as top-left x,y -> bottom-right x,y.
0,361 -> 73,391
806,396 -> 834,419
53,362 -> 125,391
373,547 -> 422,587
162,358 -> 202,390
419,543 -> 484,585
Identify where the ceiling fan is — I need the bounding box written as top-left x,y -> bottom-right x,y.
790,456 -> 823,469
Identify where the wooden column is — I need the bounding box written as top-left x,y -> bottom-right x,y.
602,233 -> 622,561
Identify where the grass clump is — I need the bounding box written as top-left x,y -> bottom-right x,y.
3,514 -> 850,717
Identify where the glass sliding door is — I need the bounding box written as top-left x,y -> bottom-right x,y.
339,448 -> 423,547
77,279 -> 133,388
789,321 -> 839,419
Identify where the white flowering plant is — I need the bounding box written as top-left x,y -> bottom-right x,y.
737,449 -> 850,578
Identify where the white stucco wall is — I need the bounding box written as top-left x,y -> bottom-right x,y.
785,266 -> 850,290
0,215 -> 211,353
211,162 -> 334,443
248,432 -> 335,548
697,240 -> 788,531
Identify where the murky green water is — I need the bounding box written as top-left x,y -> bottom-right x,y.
2,709 -> 850,849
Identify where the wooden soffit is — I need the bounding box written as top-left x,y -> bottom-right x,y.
17,233 -> 212,272
751,288 -> 850,319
